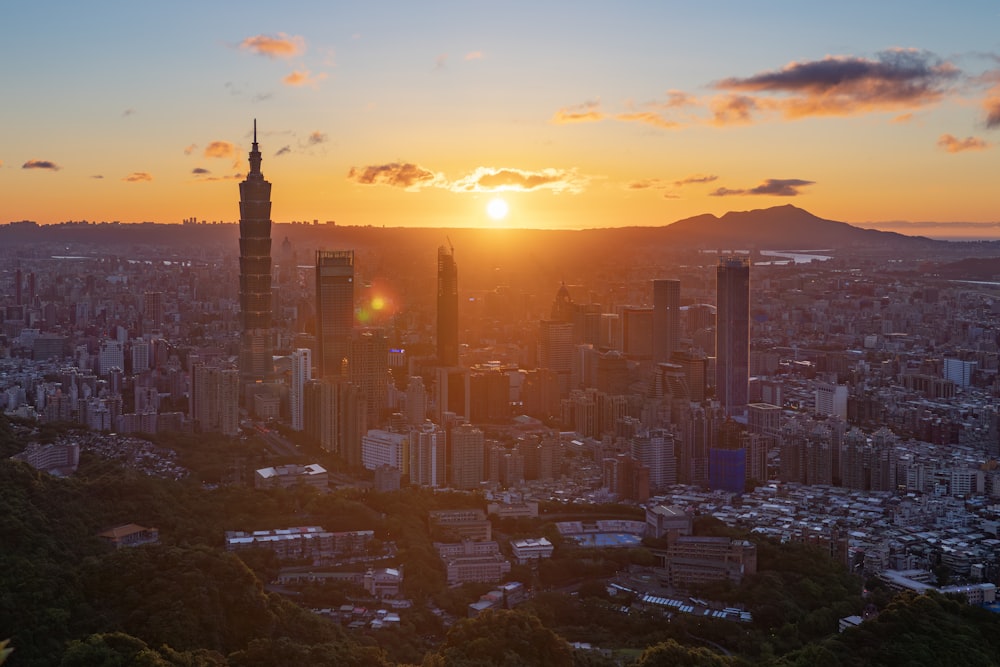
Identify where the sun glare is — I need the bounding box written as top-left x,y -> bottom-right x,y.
486,197 -> 509,221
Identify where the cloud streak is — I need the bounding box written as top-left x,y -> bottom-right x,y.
714,48 -> 958,119
937,133 -> 990,153
204,141 -> 236,159
551,100 -> 604,124
240,33 -> 305,59
710,178 -> 814,197
307,131 -> 328,145
123,172 -> 153,182
674,174 -> 718,187
450,167 -> 586,193
347,163 -> 588,194
283,70 -> 327,87
347,163 -> 443,190
22,159 -> 60,171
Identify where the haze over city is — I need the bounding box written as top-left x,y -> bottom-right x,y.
6,4 -> 1000,667
2,2 -> 1000,234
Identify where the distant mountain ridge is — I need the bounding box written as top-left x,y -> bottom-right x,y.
0,205 -> 968,255
658,204 -> 939,249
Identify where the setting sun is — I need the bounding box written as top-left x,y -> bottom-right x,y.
486,197 -> 509,221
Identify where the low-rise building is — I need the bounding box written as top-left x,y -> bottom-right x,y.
99,523 -> 160,549
225,526 -> 374,563
657,536 -> 757,587
510,537 -> 554,564
254,463 -> 328,490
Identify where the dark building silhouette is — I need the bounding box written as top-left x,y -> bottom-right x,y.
716,256 -> 750,417
316,250 -> 355,378
437,244 -> 459,367
652,279 -> 680,364
238,120 -> 274,389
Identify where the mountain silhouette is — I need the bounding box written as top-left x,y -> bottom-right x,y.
659,204 -> 937,249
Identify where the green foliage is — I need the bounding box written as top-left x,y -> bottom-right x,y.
423,609 -> 574,667
633,639 -> 735,667
60,632 -> 227,666
775,591 -> 1000,667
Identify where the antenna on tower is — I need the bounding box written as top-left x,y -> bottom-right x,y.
253,118 -> 257,143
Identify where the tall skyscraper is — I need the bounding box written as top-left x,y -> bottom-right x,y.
349,327 -> 389,429
716,256 -> 750,418
538,320 -> 574,396
144,291 -> 164,328
316,250 -> 355,378
437,244 -> 459,367
238,120 -> 274,390
290,348 -> 312,431
652,279 -> 680,364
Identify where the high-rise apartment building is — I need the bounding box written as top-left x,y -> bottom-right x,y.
410,422 -> 446,487
143,291 -> 164,328
716,256 -> 750,418
190,363 -> 240,436
98,339 -> 124,377
437,244 -> 459,367
315,250 -> 355,378
349,328 -> 388,429
449,422 -> 485,490
238,121 -> 274,390
538,320 -> 574,396
652,279 -> 680,364
290,348 -> 312,431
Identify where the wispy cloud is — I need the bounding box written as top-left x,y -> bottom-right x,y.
937,133 -> 990,153
307,131 -> 328,145
449,167 -> 587,194
122,108 -> 135,117
709,94 -> 762,125
434,54 -> 448,70
183,144 -> 197,155
347,163 -> 588,194
615,111 -> 679,129
91,174 -> 103,179
710,178 -> 814,197
239,33 -> 305,59
347,163 -> 443,190
204,141 -> 236,159
275,145 -> 291,156
464,51 -> 484,61
192,167 -> 210,175
983,75 -> 1000,128
283,70 -> 327,87
674,173 -> 718,186
714,48 -> 958,120
551,100 -> 604,124
625,179 -> 682,199
22,159 -> 60,171
123,172 -> 152,182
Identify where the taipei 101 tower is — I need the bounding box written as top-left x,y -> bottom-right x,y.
238,120 -> 274,392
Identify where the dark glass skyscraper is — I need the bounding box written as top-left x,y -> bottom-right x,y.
716,256 -> 750,417
238,120 -> 273,389
316,250 -> 355,377
652,279 -> 680,364
437,244 -> 459,367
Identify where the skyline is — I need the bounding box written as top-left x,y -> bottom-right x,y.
2,2 -> 999,234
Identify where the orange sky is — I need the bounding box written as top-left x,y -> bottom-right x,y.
1,3 -> 998,234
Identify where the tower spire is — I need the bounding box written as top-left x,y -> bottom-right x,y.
248,119 -> 262,177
